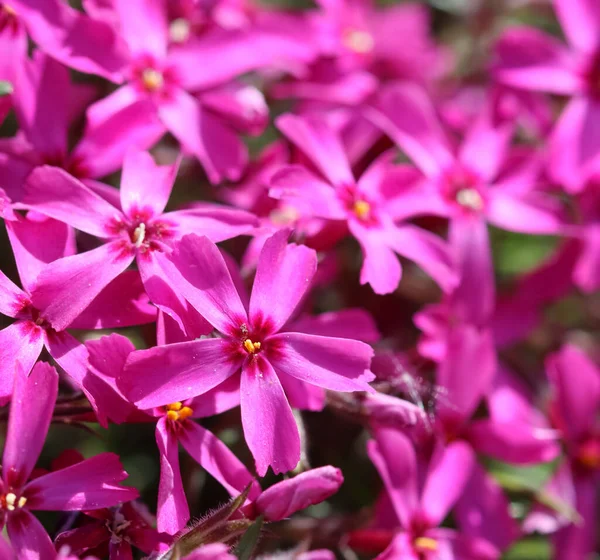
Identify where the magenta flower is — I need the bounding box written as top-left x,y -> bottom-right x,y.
363,426 -> 499,559
20,149 -> 257,333
120,230 -> 374,475
0,362 -> 138,559
269,114 -> 458,295
370,83 -> 564,323
493,0 -> 600,192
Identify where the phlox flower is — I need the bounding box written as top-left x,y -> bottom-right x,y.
20,149 -> 257,334
0,362 -> 137,559
269,114 -> 458,295
119,230 -> 374,475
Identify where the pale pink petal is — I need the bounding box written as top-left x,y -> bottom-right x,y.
356,150 -> 397,198
29,242 -> 134,332
158,88 -> 247,184
384,224 -> 458,293
0,270 -> 26,318
119,338 -> 243,409
85,85 -> 140,129
546,344 -> 600,442
553,0 -> 600,53
369,83 -> 454,177
68,270 -> 156,329
113,0 -> 168,58
3,362 -> 57,488
240,356 -> 300,476
250,229 -> 317,332
487,191 -> 564,235
0,322 -> 44,404
11,0 -> 128,82
166,234 -> 248,333
448,216 -> 495,326
349,221 -> 401,295
25,453 -> 138,510
156,417 -> 189,535
6,510 -> 55,560
6,216 -> 75,293
276,114 -> 354,186
269,332 -> 374,392
289,309 -> 380,342
22,166 -> 121,238
268,165 -> 346,219
120,150 -> 178,217
421,441 -> 475,525
255,466 -> 343,521
493,27 -> 581,94
367,427 -> 418,528
437,326 -> 497,427
180,421 -> 260,499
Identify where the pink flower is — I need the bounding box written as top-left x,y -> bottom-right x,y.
0,362 -> 137,559
119,230 -> 374,475
493,0 -> 600,192
20,149 -> 257,334
269,114 -> 458,295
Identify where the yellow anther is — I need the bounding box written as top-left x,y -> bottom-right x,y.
169,18 -> 191,43
166,402 -> 194,422
4,492 -> 26,511
456,188 -> 483,211
178,406 -> 193,421
243,339 -> 261,354
166,402 -> 183,412
142,68 -> 164,92
17,497 -> 26,508
132,223 -> 146,247
353,200 -> 371,220
166,410 -> 179,421
343,29 -> 374,54
414,537 -> 438,551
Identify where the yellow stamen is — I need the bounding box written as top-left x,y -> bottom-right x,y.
142,69 -> 164,92
343,29 -> 374,54
4,492 -> 26,511
166,402 -> 193,421
243,339 -> 261,354
133,223 -> 146,247
166,402 -> 183,411
353,200 -> 371,220
17,497 -> 26,508
414,537 -> 438,551
456,188 -> 483,211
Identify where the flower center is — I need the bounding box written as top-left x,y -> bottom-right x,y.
414,537 -> 438,552
132,223 -> 146,248
1,492 -> 26,511
455,188 -> 484,211
243,339 -> 262,354
343,29 -> 374,54
165,402 -> 193,422
576,438 -> 600,470
353,199 -> 371,221
169,18 -> 191,43
142,68 -> 164,92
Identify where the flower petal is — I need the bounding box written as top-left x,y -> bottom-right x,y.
113,0 -> 168,58
6,509 -> 55,560
240,356 -> 300,476
289,308 -> 380,343
0,270 -> 26,319
554,0 -> 600,53
3,361 -> 57,489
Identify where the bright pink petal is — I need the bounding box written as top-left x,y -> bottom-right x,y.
250,229 -> 317,332
421,441 -> 475,525
268,165 -> 346,219
428,528 -> 499,560
11,0 -> 128,82
575,224 -> 600,292
255,466 -> 343,521
276,113 -> 354,186
3,362 -> 57,488
167,234 -> 248,333
155,417 -> 189,535
553,0 -> 600,53
546,344 -> 600,442
437,325 -> 497,427
6,215 -> 75,293
493,27 -> 581,94
120,338 -> 243,409
269,332 -> 374,392
187,375 -> 241,418
0,270 -> 26,318
289,309 -> 380,342
0,322 -> 44,404
6,510 -> 55,560
370,83 -> 454,177
120,150 -> 178,217
384,224 -> 458,293
29,242 -> 134,332
25,453 -> 138,510
22,166 -> 121,238
278,375 -> 325,412
368,427 -> 418,528
113,0 -> 168,58
158,88 -> 247,184
68,270 -> 156,329
240,356 -> 300,476
180,421 -> 260,499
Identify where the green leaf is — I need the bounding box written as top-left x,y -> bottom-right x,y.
235,515 -> 264,560
0,81 -> 13,97
504,538 -> 551,560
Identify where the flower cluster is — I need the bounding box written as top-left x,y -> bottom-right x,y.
0,0 -> 598,558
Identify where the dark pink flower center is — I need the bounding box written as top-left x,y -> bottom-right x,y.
338,184 -> 378,225
130,55 -> 178,99
0,490 -> 27,513
440,166 -> 486,214
107,208 -> 175,255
